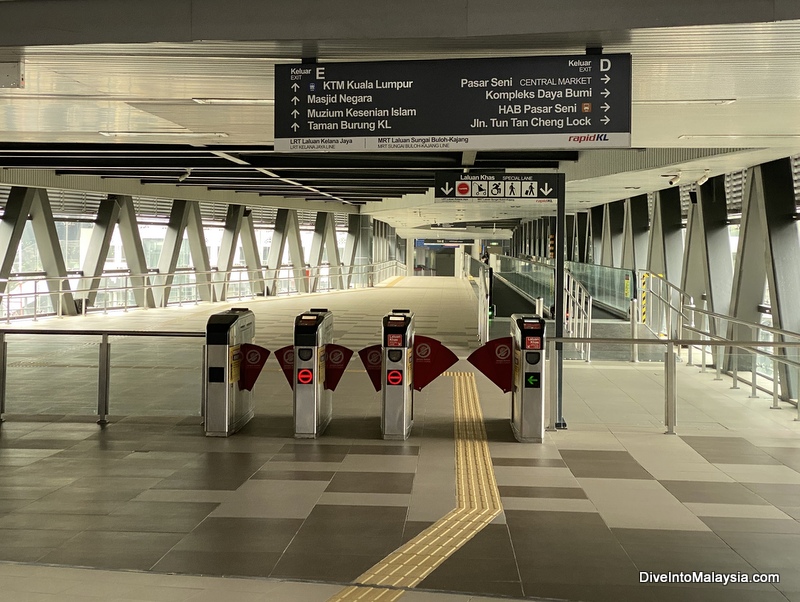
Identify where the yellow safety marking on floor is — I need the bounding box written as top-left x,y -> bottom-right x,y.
327,371 -> 501,602
378,276 -> 405,288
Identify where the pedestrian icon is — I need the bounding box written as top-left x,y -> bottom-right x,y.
490,182 -> 503,196
523,182 -> 539,197
503,181 -> 520,198
472,182 -> 488,197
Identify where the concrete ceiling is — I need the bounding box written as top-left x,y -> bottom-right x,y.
1,16 -> 799,238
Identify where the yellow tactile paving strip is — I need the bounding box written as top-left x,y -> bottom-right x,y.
328,372 -> 502,602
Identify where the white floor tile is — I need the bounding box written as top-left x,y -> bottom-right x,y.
578,478 -> 711,531
683,502 -> 795,519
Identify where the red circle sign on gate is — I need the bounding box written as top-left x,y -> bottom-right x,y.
456,182 -> 470,195
297,368 -> 314,384
386,370 -> 404,386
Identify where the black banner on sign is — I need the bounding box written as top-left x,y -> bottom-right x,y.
275,54 -> 631,152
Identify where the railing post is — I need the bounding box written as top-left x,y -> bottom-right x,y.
796,364 -> 800,422
687,306 -> 694,366
715,319 -> 723,381
586,296 -> 592,363
665,341 -> 677,435
200,343 -> 207,423
630,298 -> 639,363
547,337 -> 558,431
0,332 -> 6,422
32,279 -> 38,321
772,358 -> 781,410
750,326 -> 759,398
700,302 -> 708,373
57,279 -> 62,319
97,334 -> 111,425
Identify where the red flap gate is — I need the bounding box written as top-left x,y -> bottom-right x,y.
238,344 -> 270,391
324,343 -> 353,391
467,337 -> 514,393
358,344 -> 383,392
413,336 -> 458,391
275,345 -> 296,389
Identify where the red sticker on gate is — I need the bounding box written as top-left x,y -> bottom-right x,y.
525,336 -> 541,350
386,334 -> 403,347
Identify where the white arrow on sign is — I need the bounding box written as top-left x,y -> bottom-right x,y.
601,102 -> 610,112
291,83 -> 299,91
601,115 -> 610,125
540,183 -> 553,196
291,96 -> 300,105
602,74 -> 611,84
291,122 -> 300,131
291,109 -> 299,118
601,89 -> 611,98
440,183 -> 454,196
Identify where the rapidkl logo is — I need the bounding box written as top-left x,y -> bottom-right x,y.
568,134 -> 610,143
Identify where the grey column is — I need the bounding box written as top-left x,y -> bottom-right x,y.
185,201 -> 212,302
266,208 -> 289,295
116,196 -> 155,309
589,205 -> 604,264
600,200 -> 625,268
215,204 -> 244,301
387,225 -> 397,261
621,195 -> 649,272
240,209 -> 265,296
647,187 -> 684,285
576,212 -> 589,263
154,200 -> 190,307
0,187 -> 36,298
758,158 -> 800,399
80,197 -> 121,307
566,214 -> 575,261
697,177 -> 734,320
353,214 -> 372,286
308,212 -> 332,292
681,200 -> 707,309
28,189 -> 77,316
728,168 -> 766,370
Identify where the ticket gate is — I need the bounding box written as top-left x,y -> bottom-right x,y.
293,309 -> 334,438
205,308 -> 256,437
382,309 -> 415,440
510,314 -> 546,443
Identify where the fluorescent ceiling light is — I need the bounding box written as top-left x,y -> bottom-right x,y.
99,131 -> 229,138
679,134 -> 800,139
192,98 -> 274,105
634,99 -> 735,105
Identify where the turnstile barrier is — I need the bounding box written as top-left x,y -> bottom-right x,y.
382,309 -> 415,440
205,308 -> 257,437
467,313 -> 546,443
510,314 -> 546,443
293,308 -> 334,438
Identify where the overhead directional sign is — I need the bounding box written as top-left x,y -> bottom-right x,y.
435,172 -> 560,203
274,54 -> 631,152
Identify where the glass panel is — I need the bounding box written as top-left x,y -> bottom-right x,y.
109,337 -> 204,416
566,261 -> 634,315
5,335 -> 98,415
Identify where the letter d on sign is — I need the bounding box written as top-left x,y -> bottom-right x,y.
600,58 -> 611,71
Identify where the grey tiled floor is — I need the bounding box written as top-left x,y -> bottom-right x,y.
0,277 -> 799,601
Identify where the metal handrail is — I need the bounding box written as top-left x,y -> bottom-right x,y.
0,259 -> 406,322
547,335 -> 800,436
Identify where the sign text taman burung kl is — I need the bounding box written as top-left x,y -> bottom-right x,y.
274,54 -> 631,152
